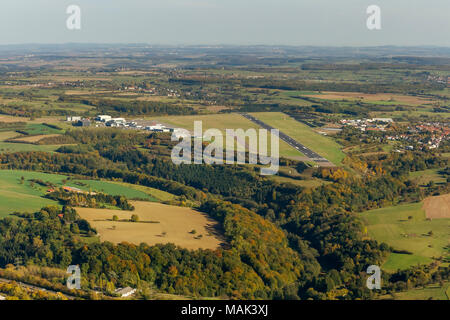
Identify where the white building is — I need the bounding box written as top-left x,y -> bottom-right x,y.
66,116 -> 81,122
106,118 -> 127,126
172,128 -> 190,139
111,118 -> 126,123
370,118 -> 393,123
96,115 -> 112,122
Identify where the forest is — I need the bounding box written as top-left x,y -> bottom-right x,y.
0,125 -> 447,299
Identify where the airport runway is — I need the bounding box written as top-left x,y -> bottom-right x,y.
240,113 -> 330,163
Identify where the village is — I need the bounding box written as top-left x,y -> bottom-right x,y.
340,117 -> 449,151
386,122 -> 450,150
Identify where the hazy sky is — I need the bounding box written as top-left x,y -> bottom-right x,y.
0,0 -> 449,46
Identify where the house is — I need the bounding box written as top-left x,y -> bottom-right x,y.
66,116 -> 81,122
95,115 -> 112,122
115,287 -> 136,298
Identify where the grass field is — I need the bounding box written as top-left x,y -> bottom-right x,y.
0,142 -> 61,154
360,202 -> 450,271
0,126 -> 64,154
20,123 -> 62,135
409,169 -> 447,186
0,170 -> 158,217
249,112 -> 345,165
155,113 -> 305,158
270,175 -> 331,188
0,131 -> 20,140
76,201 -> 225,250
11,134 -> 61,143
0,171 -> 58,217
112,182 -> 176,202
380,283 -> 449,300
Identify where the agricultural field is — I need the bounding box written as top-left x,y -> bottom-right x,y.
423,194 -> 450,219
0,141 -> 61,154
270,175 -> 331,188
360,201 -> 450,271
249,112 -> 345,165
0,131 -> 20,141
0,171 -> 58,217
380,283 -> 449,300
19,123 -> 63,136
10,134 -> 61,144
302,91 -> 438,106
0,170 -> 158,217
110,182 -> 176,202
76,201 -> 225,250
0,130 -> 62,153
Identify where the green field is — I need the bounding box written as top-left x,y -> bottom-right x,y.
0,131 -> 19,140
249,112 -> 345,165
0,129 -> 62,154
381,283 -> 449,300
0,142 -> 61,154
0,123 -> 62,136
360,202 -> 450,271
113,182 -> 176,202
409,169 -> 447,186
21,123 -> 62,135
0,170 -> 159,217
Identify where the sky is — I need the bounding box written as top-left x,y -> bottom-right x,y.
0,0 -> 449,46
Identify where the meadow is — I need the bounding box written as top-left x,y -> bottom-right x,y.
76,201 -> 225,250
0,170 -> 159,217
360,201 -> 450,271
409,169 -> 447,186
0,142 -> 61,154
